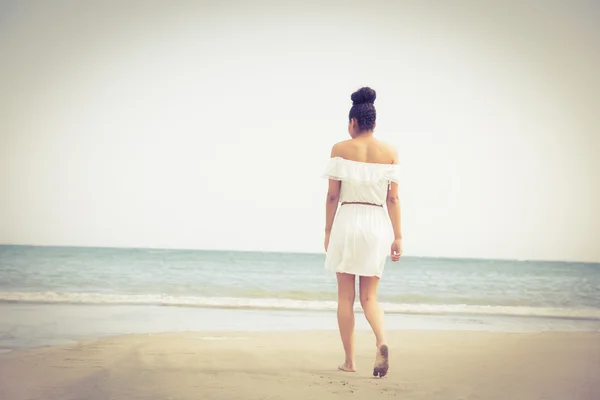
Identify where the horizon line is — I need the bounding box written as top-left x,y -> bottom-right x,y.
0,243 -> 597,265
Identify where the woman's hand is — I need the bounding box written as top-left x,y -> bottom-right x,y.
324,232 -> 331,252
390,239 -> 402,262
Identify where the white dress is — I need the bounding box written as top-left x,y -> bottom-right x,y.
323,157 -> 401,278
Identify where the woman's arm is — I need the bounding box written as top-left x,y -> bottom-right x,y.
325,178 -> 341,235
386,161 -> 402,261
386,177 -> 402,241
324,144 -> 342,250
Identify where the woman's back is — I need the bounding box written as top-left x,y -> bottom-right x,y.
325,137 -> 400,205
331,136 -> 397,165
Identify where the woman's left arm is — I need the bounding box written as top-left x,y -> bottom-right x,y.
325,179 -> 341,233
324,145 -> 342,251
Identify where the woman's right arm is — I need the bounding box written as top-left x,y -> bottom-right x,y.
386,157 -> 402,261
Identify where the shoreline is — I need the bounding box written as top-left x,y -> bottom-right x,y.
2,291 -> 600,320
2,302 -> 600,355
3,299 -> 600,321
1,330 -> 599,400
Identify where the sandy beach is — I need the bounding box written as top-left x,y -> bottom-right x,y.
1,330 -> 598,400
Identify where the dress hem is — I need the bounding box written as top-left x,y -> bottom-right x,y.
324,264 -> 383,278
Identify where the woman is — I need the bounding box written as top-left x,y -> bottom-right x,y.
323,87 -> 402,378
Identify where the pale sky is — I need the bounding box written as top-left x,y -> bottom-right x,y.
1,0 -> 598,262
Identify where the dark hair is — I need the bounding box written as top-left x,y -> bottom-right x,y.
349,87 -> 376,131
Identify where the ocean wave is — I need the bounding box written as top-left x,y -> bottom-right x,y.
1,291 -> 599,320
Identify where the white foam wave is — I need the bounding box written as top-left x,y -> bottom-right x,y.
1,291 -> 599,320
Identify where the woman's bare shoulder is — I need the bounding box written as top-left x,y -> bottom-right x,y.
330,140 -> 354,157
375,138 -> 397,152
370,139 -> 398,163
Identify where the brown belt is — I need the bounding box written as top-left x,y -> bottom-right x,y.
341,202 -> 383,207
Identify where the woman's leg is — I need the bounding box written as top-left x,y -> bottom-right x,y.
359,275 -> 389,377
359,276 -> 387,347
336,272 -> 356,371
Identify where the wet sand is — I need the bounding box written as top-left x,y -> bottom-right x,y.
1,330 -> 599,400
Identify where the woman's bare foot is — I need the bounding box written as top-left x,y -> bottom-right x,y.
338,362 -> 356,372
373,344 -> 389,378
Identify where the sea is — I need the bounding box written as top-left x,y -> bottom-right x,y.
1,245 -> 599,353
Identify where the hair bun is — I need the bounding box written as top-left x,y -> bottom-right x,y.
351,87 -> 376,105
